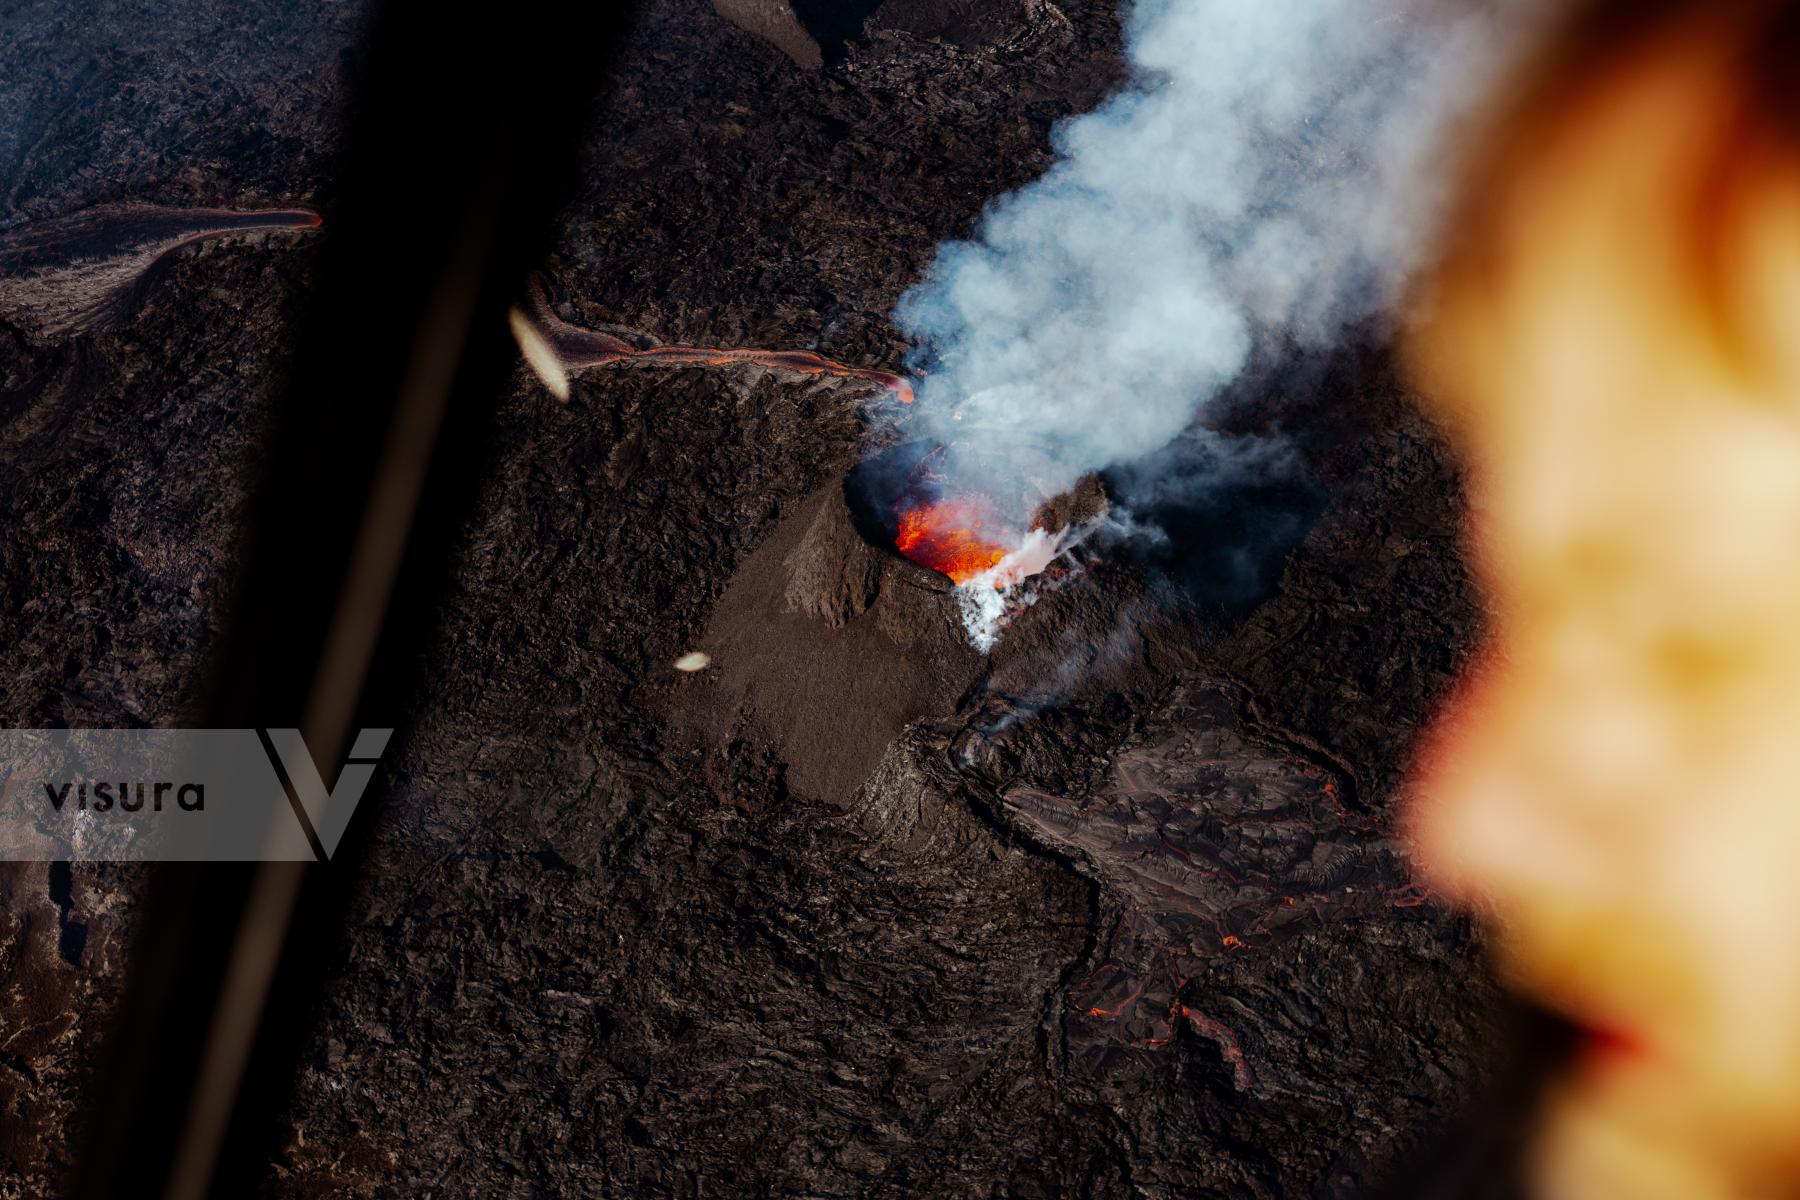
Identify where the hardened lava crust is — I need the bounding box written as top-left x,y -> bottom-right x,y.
0,1 -> 1507,1197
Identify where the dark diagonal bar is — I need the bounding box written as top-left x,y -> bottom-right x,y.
69,4 -> 641,1197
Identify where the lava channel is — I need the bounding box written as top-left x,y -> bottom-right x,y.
510,273 -> 913,406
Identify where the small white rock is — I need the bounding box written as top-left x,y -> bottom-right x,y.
674,651 -> 711,672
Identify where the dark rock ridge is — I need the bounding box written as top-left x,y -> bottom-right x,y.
713,0 -> 824,69
781,483 -> 886,625
0,204 -> 320,339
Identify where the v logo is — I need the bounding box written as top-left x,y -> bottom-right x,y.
261,728 -> 393,859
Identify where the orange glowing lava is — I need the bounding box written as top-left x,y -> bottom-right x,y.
893,496 -> 1014,584
512,275 -> 913,405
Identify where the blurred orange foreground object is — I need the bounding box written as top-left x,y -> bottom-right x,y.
1404,3 -> 1800,1199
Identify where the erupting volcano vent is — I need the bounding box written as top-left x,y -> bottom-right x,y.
851,440 -> 1107,648
893,495 -> 1012,584
890,448 -> 1022,585
890,0 -> 1502,629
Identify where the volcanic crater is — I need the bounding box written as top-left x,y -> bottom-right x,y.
672,437 -> 1111,806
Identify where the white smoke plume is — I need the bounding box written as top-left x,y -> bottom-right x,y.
897,0 -> 1506,503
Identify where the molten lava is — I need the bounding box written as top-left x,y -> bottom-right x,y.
894,496 -> 1015,584
512,274 -> 914,405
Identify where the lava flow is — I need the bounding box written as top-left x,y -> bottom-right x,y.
511,274 -> 914,405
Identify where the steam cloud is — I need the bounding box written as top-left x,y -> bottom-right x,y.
897,0 -> 1503,507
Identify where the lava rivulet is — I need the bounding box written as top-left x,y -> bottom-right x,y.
511,274 -> 913,405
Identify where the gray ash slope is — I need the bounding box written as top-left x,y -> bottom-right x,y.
0,1 -> 1504,1196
